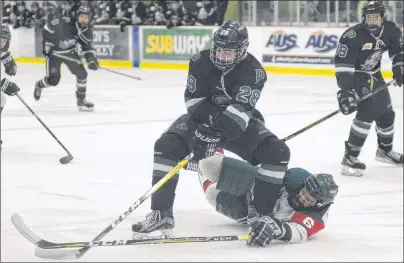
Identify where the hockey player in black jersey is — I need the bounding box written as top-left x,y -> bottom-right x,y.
335,0 -> 403,177
1,23 -> 21,149
198,153 -> 338,247
132,21 -> 291,239
33,5 -> 98,111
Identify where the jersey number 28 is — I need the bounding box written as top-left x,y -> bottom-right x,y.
236,86 -> 261,107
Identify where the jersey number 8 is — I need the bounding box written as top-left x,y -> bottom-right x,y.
336,43 -> 348,58
186,75 -> 197,93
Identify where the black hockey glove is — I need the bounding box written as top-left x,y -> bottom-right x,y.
1,52 -> 17,76
191,124 -> 222,162
42,41 -> 54,56
392,61 -> 403,87
247,215 -> 284,247
84,52 -> 99,71
337,89 -> 357,115
1,78 -> 20,96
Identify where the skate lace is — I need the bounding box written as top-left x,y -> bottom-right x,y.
143,211 -> 160,226
348,155 -> 360,164
388,151 -> 402,161
186,161 -> 199,172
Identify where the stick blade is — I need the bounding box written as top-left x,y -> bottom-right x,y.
59,155 -> 73,164
35,247 -> 79,260
11,213 -> 42,246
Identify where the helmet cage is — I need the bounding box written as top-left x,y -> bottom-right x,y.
362,1 -> 386,31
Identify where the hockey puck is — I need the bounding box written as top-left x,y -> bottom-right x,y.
59,155 -> 73,164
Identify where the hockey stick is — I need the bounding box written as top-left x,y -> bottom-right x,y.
11,213 -> 247,257
282,80 -> 396,142
11,157 -> 191,260
53,53 -> 142,81
15,93 -> 73,164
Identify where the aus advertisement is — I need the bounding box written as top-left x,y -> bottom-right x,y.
262,27 -> 343,65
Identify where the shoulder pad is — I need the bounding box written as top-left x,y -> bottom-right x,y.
341,24 -> 364,39
342,29 -> 357,39
236,54 -> 267,84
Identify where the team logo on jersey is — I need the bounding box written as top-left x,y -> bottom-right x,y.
255,69 -> 266,84
265,29 -> 297,52
342,30 -> 356,39
362,43 -> 373,50
305,30 -> 338,53
360,50 -> 383,71
374,39 -> 386,50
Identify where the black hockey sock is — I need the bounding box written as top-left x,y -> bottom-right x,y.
150,133 -> 189,211
252,175 -> 283,215
150,159 -> 179,211
251,138 -> 289,215
76,79 -> 87,99
376,111 -> 395,152
346,118 -> 372,157
376,124 -> 394,152
39,78 -> 49,88
76,88 -> 86,99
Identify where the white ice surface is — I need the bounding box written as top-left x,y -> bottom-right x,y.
1,64 -> 403,262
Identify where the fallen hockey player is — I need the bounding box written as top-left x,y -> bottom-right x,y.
198,152 -> 339,247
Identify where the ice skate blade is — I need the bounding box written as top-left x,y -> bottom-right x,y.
341,166 -> 364,177
375,156 -> 404,167
78,106 -> 94,112
33,88 -> 42,101
132,228 -> 175,240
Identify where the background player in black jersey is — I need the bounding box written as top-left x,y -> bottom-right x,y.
1,23 -> 21,149
334,0 -> 403,177
131,21 -> 291,239
33,5 -> 98,111
198,153 -> 338,247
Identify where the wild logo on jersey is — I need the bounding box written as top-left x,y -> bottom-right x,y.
360,50 -> 383,71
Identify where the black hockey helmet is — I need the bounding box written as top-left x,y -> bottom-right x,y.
210,20 -> 249,71
76,5 -> 92,28
1,23 -> 11,53
362,0 -> 386,33
292,173 -> 338,209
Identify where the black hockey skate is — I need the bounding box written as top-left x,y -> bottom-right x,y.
33,81 -> 43,101
341,152 -> 366,177
132,207 -> 175,239
375,148 -> 403,166
76,97 -> 94,112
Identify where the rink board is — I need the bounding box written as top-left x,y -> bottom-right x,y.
9,25 -> 398,78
